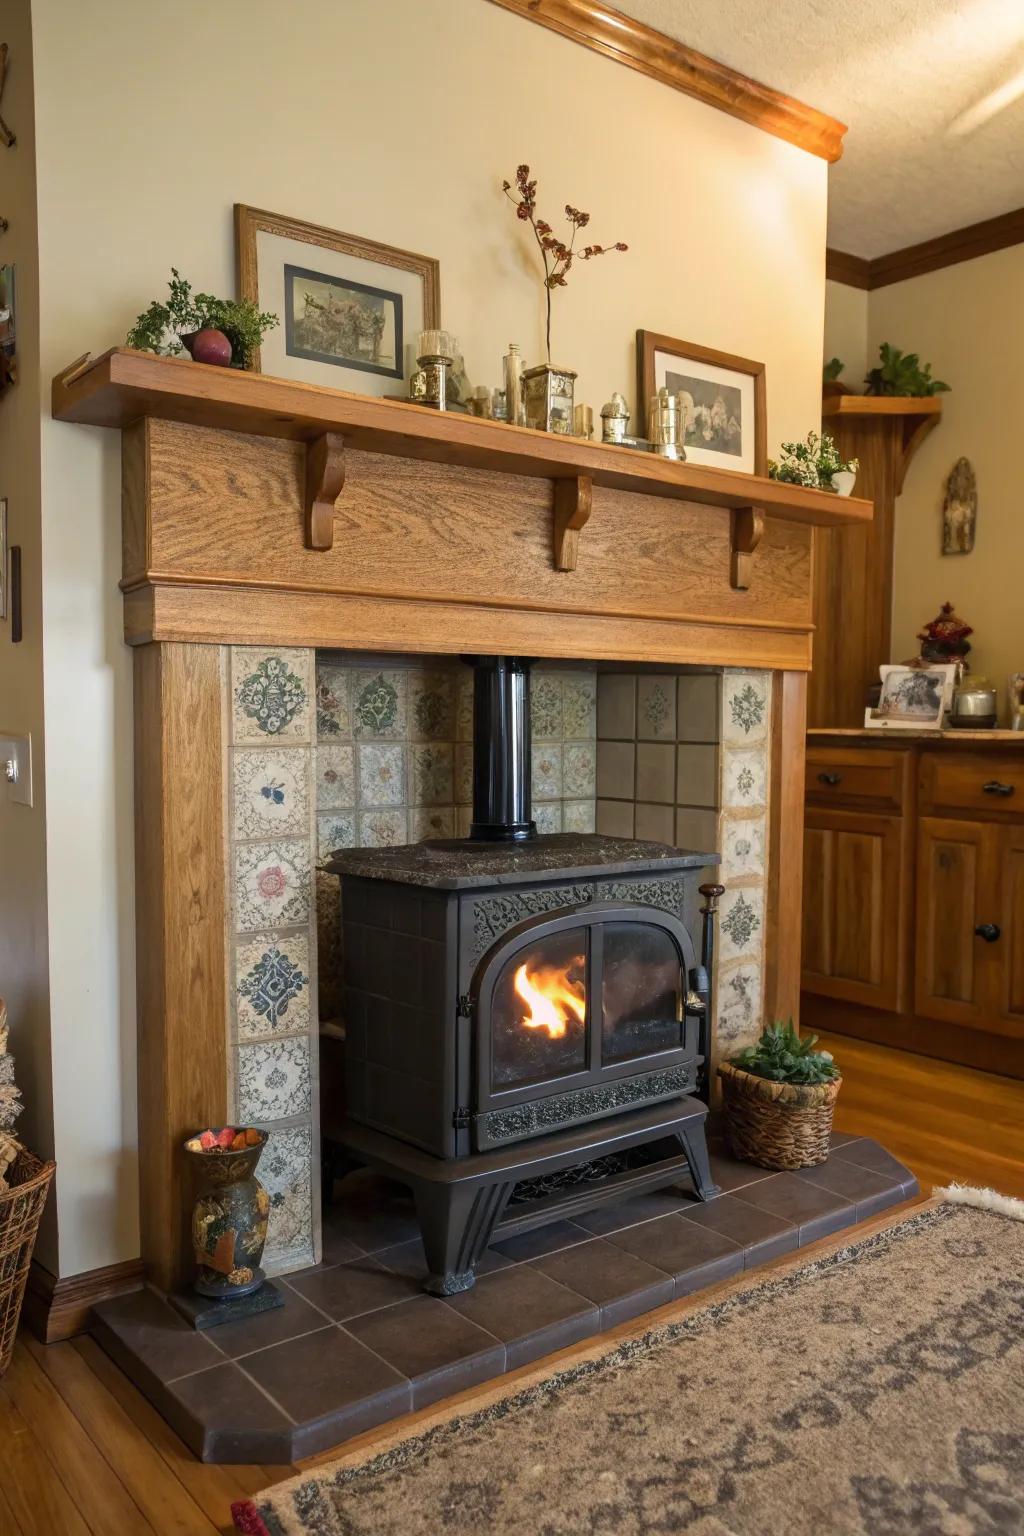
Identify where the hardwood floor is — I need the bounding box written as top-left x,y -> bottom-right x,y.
3,1032 -> 1021,1535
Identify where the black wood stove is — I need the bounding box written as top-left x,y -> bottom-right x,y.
327,657 -> 723,1295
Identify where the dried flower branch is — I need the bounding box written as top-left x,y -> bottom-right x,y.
503,164 -> 627,363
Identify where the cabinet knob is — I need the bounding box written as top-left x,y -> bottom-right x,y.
817,772 -> 842,787
982,780 -> 1015,797
974,923 -> 1001,943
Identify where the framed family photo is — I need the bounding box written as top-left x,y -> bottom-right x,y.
865,664 -> 957,730
235,205 -> 440,393
636,330 -> 766,475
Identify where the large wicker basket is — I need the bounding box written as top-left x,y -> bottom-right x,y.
718,1062 -> 842,1170
0,1148 -> 55,1377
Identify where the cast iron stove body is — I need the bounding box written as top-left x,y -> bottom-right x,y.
327,659 -> 722,1294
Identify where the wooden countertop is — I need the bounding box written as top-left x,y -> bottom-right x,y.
809,727 -> 1024,745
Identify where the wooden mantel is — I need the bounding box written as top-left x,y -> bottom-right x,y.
53,348 -> 871,670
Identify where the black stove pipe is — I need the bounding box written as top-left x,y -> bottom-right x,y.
467,656 -> 536,842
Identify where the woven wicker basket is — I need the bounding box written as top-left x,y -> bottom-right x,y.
718,1062 -> 842,1171
0,1148 -> 55,1378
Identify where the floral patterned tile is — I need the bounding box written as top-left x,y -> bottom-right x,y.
723,672 -> 769,747
716,960 -> 763,1053
562,675 -> 596,738
359,809 -> 407,847
718,885 -> 764,963
314,744 -> 355,811
563,799 -> 596,833
535,802 -> 563,834
232,747 -> 310,840
532,743 -> 562,801
637,676 -> 676,741
721,813 -> 766,882
409,671 -> 455,741
318,813 -> 356,862
530,673 -> 562,741
316,663 -> 352,740
237,1035 -> 311,1122
563,742 -> 596,798
410,743 -> 453,806
410,807 -> 455,841
455,743 -> 474,805
723,749 -> 767,810
357,743 -> 406,808
234,840 -> 312,932
260,1122 -> 314,1272
234,932 -> 311,1040
316,873 -> 341,1022
232,649 -> 312,744
456,669 -> 474,742
352,670 -> 406,740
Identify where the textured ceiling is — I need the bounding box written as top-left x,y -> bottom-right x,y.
617,0 -> 1024,256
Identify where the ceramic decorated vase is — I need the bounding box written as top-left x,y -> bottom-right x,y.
184,1127 -> 270,1299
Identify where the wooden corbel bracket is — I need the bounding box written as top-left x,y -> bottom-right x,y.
304,432 -> 346,550
730,506 -> 764,590
552,473 -> 593,571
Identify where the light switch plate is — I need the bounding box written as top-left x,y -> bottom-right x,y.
0,734 -> 32,807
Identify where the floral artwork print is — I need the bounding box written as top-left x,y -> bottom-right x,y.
236,656 -> 306,736
722,892 -> 760,952
355,673 -> 400,737
736,766 -> 755,797
643,683 -> 671,735
237,946 -> 309,1031
729,682 -> 765,736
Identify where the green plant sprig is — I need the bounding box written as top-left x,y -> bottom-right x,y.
125,268 -> 277,370
767,430 -> 858,490
729,1020 -> 840,1085
865,342 -> 949,397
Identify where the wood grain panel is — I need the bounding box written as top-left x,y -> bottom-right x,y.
998,825 -> 1024,1029
134,642 -> 227,1291
801,825 -> 833,977
802,808 -> 907,1012
915,816 -> 991,1028
805,746 -> 905,811
121,420 -> 148,590
920,751 -> 1024,820
487,0 -> 847,161
766,670 -> 807,1023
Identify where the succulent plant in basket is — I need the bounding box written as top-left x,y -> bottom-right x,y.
718,1021 -> 842,1171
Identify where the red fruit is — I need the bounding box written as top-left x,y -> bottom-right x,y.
214,1127 -> 236,1149
245,1128 -> 262,1146
199,1130 -> 216,1150
182,327 -> 233,367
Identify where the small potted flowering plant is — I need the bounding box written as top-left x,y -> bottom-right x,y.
768,430 -> 859,495
718,1021 -> 842,1170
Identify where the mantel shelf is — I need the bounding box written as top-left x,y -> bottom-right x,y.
53,349 -> 872,582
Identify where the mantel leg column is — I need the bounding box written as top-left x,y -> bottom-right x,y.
134,642 -> 227,1291
766,670 -> 807,1026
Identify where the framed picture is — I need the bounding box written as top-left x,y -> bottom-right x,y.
865,664 -> 956,729
636,330 -> 766,474
235,205 -> 440,393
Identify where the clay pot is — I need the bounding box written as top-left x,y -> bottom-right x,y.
184,1128 -> 270,1299
180,327 -> 233,367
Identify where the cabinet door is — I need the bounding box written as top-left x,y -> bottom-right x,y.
915,817 -> 1000,1030
802,808 -> 907,1011
994,823 -> 1024,1036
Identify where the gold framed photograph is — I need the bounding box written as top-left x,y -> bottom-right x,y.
636,330 -> 767,474
234,205 -> 440,393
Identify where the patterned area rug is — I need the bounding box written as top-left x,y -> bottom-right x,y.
233,1191 -> 1024,1535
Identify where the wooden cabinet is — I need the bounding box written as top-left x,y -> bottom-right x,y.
801,732 -> 1024,1075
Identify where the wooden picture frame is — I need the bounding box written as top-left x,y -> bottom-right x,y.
636,330 -> 767,475
234,205 -> 440,387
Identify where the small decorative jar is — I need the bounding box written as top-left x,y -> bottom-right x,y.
522,363 -> 576,435
600,392 -> 630,444
647,387 -> 685,460
415,329 -> 456,411
184,1127 -> 271,1299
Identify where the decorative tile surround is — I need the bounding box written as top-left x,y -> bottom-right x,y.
224,649 -> 766,1274
596,668 -> 771,1060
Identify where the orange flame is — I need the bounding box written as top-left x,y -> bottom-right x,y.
514,957 -> 586,1039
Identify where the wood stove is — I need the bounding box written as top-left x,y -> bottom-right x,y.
327,657 -> 723,1295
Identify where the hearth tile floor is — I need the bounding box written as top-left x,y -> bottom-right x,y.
91,1135 -> 918,1464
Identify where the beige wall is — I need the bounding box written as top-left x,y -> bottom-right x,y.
23,0 -> 829,1274
869,249 -> 1024,702
823,278 -> 868,389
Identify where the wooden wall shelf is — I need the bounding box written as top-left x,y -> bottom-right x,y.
54,350 -> 870,584
822,394 -> 943,494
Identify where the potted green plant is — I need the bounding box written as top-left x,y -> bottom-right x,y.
768,430 -> 859,496
864,342 -> 949,397
125,268 -> 278,371
718,1021 -> 841,1170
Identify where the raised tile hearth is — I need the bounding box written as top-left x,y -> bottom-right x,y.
91,1134 -> 918,1463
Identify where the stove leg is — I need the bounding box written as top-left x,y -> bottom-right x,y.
413,1179 -> 513,1296
676,1121 -> 721,1203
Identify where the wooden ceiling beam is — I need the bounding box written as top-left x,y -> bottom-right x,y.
487,0 -> 847,163
827,205 -> 1024,291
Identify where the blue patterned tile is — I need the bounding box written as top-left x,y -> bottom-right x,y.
237,1036 -> 311,1122
232,747 -> 310,840
234,933 -> 311,1040
260,1123 -> 315,1272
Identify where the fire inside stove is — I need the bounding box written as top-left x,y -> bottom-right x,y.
514,956 -> 586,1039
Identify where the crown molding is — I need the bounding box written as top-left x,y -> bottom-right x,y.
828,205 -> 1024,291
488,0 -> 847,162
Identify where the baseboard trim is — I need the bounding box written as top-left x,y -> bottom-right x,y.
801,993 -> 1024,1080
23,1256 -> 147,1344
